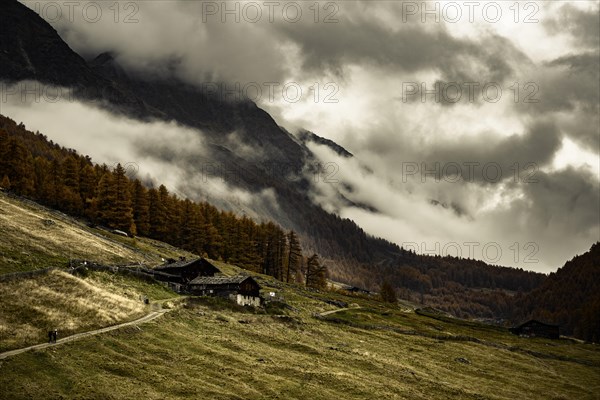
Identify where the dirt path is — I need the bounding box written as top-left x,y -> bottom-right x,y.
318,306 -> 360,317
0,309 -> 170,360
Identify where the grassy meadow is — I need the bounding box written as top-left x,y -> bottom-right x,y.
0,269 -> 598,400
0,270 -> 175,352
0,191 -> 195,274
0,192 -> 598,399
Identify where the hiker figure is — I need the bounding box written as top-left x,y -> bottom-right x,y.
48,330 -> 53,343
53,329 -> 58,343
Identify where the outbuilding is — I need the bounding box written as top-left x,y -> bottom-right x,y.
509,320 -> 560,339
153,257 -> 220,283
188,275 -> 262,307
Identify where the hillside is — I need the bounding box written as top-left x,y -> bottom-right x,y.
1,268 -> 599,399
511,243 -> 600,342
0,269 -> 175,352
1,1 -> 597,397
0,189 -> 196,275
0,192 -> 598,399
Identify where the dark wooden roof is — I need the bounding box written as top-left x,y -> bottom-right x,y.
189,275 -> 256,285
516,319 -> 559,328
154,258 -> 219,272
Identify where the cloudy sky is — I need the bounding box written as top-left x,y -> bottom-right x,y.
12,0 -> 600,272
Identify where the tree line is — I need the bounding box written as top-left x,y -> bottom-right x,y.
0,115 -> 327,288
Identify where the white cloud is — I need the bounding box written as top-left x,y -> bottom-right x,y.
305,140 -> 599,272
1,82 -> 284,221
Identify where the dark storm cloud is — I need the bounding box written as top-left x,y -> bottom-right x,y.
355,119 -> 562,185
519,167 -> 600,235
512,52 -> 599,152
306,135 -> 599,271
527,3 -> 600,152
543,52 -> 600,112
42,1 -> 294,85
273,15 -> 527,84
37,0 -> 529,92
544,4 -> 600,49
430,121 -> 562,183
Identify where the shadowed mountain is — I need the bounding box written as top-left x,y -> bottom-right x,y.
89,52 -> 307,169
298,130 -> 353,158
0,1 -> 152,116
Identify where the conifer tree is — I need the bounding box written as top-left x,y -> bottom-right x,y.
380,282 -> 397,303
45,159 -> 65,209
97,164 -> 135,234
148,187 -> 168,240
286,230 -> 302,283
3,139 -> 35,195
96,172 -> 115,225
0,129 -> 9,177
157,184 -> 175,239
1,175 -> 10,190
131,179 -> 150,236
61,156 -> 83,214
79,164 -> 98,219
305,253 -> 327,289
178,199 -> 206,253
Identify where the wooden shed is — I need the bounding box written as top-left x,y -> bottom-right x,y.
345,286 -> 372,295
153,258 -> 220,283
509,320 -> 560,339
188,275 -> 262,306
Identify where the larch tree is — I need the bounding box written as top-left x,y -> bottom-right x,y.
61,156 -> 83,214
379,282 -> 397,303
286,230 -> 302,283
1,175 -> 10,190
131,179 -> 150,236
178,199 -> 206,253
305,253 -> 327,289
148,187 -> 168,241
96,164 -> 135,234
79,163 -> 98,219
3,139 -> 35,195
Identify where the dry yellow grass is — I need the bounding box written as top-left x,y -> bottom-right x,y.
0,269 -> 173,351
0,194 -> 144,271
1,286 -> 598,400
0,192 -> 197,274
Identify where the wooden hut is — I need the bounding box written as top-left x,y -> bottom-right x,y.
509,320 -> 560,339
188,275 -> 262,306
153,257 -> 220,283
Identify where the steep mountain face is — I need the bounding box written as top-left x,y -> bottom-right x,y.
89,52 -> 307,170
511,243 -> 600,342
0,1 -> 150,116
0,0 -> 90,84
297,130 -> 353,158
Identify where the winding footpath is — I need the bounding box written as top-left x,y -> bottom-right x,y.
318,306 -> 360,317
0,309 -> 170,360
